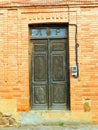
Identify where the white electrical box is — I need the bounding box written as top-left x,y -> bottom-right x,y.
72,66 -> 78,77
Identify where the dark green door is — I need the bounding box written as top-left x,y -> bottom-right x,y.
30,25 -> 69,110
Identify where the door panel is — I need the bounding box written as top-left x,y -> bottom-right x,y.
31,40 -> 48,109
34,85 -> 47,104
51,41 -> 65,51
50,39 -> 67,109
53,84 -> 66,103
34,54 -> 47,81
51,54 -> 65,81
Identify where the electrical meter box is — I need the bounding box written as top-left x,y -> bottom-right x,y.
72,66 -> 78,77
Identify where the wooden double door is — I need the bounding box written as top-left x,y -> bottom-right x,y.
30,38 -> 69,110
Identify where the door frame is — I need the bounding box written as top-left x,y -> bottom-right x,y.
29,24 -> 70,110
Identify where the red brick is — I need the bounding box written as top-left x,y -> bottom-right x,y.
0,0 -> 98,123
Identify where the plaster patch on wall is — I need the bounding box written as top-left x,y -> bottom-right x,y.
20,111 -> 92,125
21,111 -> 44,125
82,98 -> 91,112
0,99 -> 17,113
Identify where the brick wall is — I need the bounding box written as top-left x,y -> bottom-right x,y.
0,2 -> 98,123
0,0 -> 98,6
69,6 -> 98,123
79,7 -> 98,123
